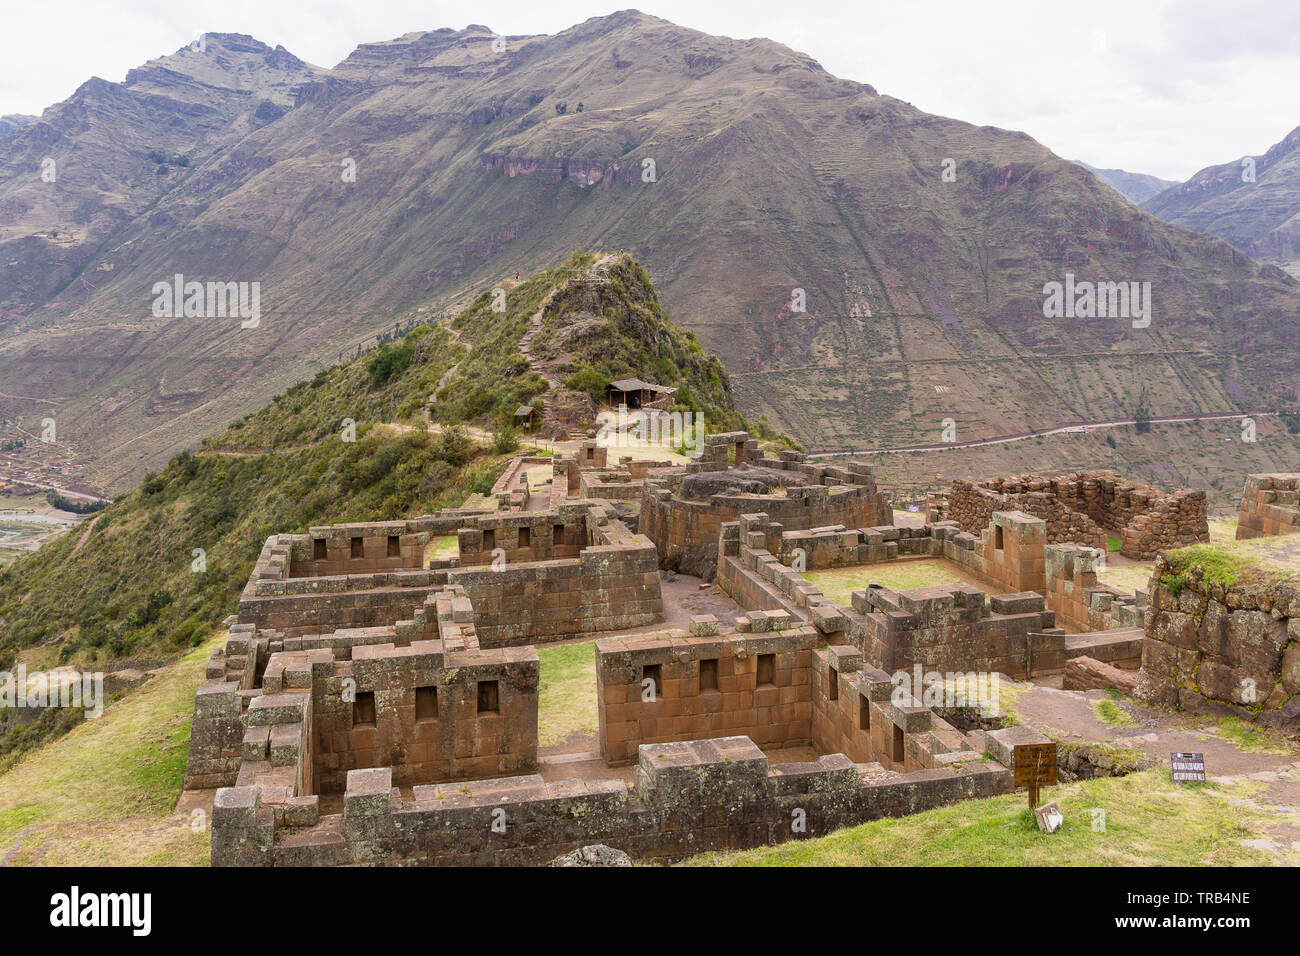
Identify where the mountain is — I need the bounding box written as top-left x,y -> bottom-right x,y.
1075,162 -> 1177,205
0,115 -> 36,139
2,12 -> 1299,494
0,250 -> 754,765
1143,125 -> 1300,277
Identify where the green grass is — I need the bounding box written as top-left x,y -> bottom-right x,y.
0,635 -> 220,865
426,535 -> 459,561
1093,699 -> 1136,727
1097,563 -> 1153,594
805,561 -> 968,606
537,640 -> 599,747
679,769 -> 1280,866
1106,535 -> 1122,552
1215,717 -> 1293,755
1162,537 -> 1300,591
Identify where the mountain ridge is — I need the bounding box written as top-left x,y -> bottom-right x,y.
0,12 -> 1298,493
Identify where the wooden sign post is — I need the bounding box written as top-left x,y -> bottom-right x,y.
1013,742 -> 1058,809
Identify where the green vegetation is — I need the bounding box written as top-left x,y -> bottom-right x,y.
805,561 -> 967,605
1092,699 -> 1136,728
1162,537 -> 1300,592
44,491 -> 108,514
1214,717 -> 1293,755
0,637 -> 218,866
679,769 -> 1279,866
537,640 -> 599,746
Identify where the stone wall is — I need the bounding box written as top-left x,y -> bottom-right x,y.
1236,473 -> 1300,540
1136,557 -> 1300,730
455,506 -> 588,566
186,585 -> 538,791
307,639 -> 538,793
640,457 -> 891,578
441,504 -> 663,647
211,733 -> 1011,866
947,472 -> 1208,559
1044,543 -> 1147,633
596,616 -> 816,765
847,584 -> 1062,679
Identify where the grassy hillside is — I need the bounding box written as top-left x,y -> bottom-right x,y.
0,638 -> 218,866
680,768 -> 1288,867
0,251 -> 757,765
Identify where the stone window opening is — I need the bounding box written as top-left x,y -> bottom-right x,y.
313,538 -> 327,560
387,535 -> 401,557
553,524 -> 565,546
859,697 -> 870,731
477,680 -> 500,714
756,653 -> 776,688
829,666 -> 839,701
643,663 -> 662,698
351,536 -> 364,559
892,723 -> 905,763
353,691 -> 376,727
518,527 -> 531,548
482,529 -> 495,551
416,686 -> 438,720
699,658 -> 719,692
994,525 -> 1004,551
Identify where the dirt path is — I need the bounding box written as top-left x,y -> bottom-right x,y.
516,253 -> 622,438
1010,678 -> 1300,858
70,513 -> 99,553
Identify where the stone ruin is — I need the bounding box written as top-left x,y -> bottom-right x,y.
938,471 -> 1208,559
1235,473 -> 1300,540
184,426 -> 1285,866
637,432 -> 891,577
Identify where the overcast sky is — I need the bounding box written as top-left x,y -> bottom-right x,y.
2,0 -> 1296,181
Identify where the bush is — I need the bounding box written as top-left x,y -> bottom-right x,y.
492,425 -> 520,455
367,341 -> 415,389
434,426 -> 476,467
564,369 -> 608,404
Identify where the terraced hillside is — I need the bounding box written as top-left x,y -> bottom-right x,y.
1,13 -> 1298,492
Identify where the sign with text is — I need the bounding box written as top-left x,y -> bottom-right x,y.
1013,742 -> 1058,789
1171,752 -> 1206,783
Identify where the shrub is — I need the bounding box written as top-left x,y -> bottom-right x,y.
492,425 -> 520,455
367,341 -> 415,389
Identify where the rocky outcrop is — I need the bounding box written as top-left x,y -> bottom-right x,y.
549,844 -> 632,866
1136,553 -> 1300,732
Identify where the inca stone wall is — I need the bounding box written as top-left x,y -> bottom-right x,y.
596,616 -> 817,765
1044,543 -> 1147,634
1236,474 -> 1300,540
947,471 -> 1208,559
211,733 -> 1011,867
440,502 -> 663,647
1136,556 -> 1300,730
640,439 -> 891,578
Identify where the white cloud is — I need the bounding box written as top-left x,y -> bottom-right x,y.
1,0 -> 1296,181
